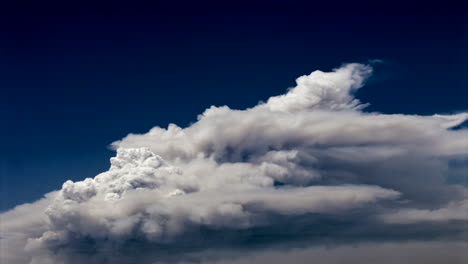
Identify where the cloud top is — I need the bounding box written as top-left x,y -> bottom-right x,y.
265,63 -> 372,112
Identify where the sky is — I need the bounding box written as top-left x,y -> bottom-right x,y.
1,1 -> 467,210
1,1 -> 468,264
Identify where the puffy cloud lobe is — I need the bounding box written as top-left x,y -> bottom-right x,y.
1,63 -> 468,264
265,63 -> 372,112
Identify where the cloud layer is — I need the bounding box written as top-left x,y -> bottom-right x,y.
1,63 -> 468,264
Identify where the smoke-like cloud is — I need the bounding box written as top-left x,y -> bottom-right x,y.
1,63 -> 467,264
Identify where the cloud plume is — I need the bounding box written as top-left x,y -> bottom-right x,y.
1,63 -> 468,264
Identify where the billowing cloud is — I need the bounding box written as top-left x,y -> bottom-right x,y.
1,63 -> 467,264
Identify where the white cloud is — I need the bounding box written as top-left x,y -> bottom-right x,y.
265,63 -> 372,112
1,63 -> 468,264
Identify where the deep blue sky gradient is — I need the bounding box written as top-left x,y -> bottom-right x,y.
1,0 -> 467,211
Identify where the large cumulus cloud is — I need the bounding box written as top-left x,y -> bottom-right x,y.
1,63 -> 467,264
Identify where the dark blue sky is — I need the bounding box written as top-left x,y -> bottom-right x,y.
1,0 -> 467,211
